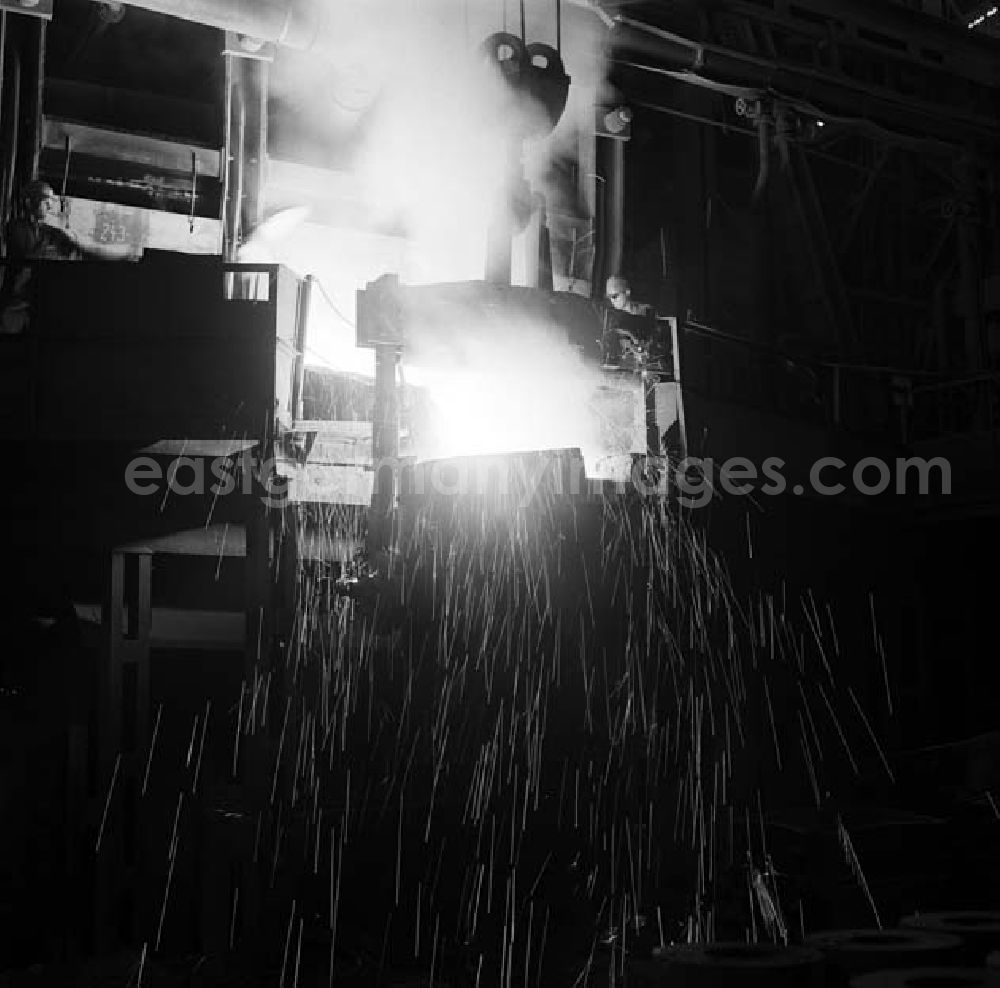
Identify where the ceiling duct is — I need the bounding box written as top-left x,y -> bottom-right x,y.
83,0 -> 364,57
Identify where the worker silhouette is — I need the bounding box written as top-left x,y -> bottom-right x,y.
6,181 -> 84,262
605,274 -> 652,317
2,180 -> 138,332
601,275 -> 671,371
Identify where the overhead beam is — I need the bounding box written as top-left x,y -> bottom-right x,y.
42,117 -> 221,178
610,46 -> 1000,146
610,1 -> 1000,145
727,0 -> 1000,84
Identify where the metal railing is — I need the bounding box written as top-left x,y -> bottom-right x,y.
910,373 -> 1000,445
679,322 -> 887,436
680,320 -> 1000,447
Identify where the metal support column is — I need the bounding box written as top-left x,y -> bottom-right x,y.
0,1 -> 49,233
368,344 -> 400,557
96,547 -> 153,952
486,140 -> 525,286
956,150 -> 984,373
605,136 -> 625,281
221,34 -> 272,264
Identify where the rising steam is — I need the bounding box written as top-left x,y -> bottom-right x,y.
253,0 -> 615,463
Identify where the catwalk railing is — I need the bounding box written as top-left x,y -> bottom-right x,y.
680,321 -> 1000,449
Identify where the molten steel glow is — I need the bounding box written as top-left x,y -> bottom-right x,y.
407,342 -> 604,465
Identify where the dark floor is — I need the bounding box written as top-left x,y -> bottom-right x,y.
2,481 -> 999,986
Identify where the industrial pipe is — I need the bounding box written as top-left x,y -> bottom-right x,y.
602,132 -> 624,282
96,0 -> 595,59
88,0 -> 332,51
89,0 -> 1000,144
608,15 -> 1000,144
751,112 -> 770,207
1,44 -> 21,230
610,2 -> 1000,89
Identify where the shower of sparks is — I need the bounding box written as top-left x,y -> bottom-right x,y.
142,704 -> 163,797
95,753 -> 121,855
125,448 -> 902,980
836,814 -> 881,930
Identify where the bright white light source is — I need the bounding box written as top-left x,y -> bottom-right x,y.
969,6 -> 997,27
404,312 -> 609,469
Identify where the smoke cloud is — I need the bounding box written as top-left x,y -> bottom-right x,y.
252,0 -> 622,466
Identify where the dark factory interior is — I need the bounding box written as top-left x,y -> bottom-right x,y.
2,0 -> 1000,985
